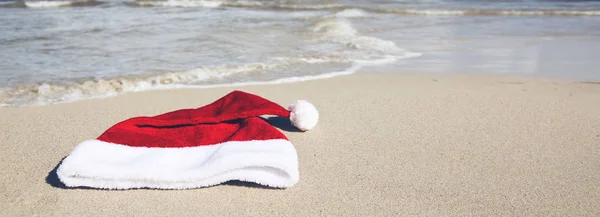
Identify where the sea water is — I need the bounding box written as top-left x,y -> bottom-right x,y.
1,0 -> 599,106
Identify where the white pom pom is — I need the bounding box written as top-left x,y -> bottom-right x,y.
289,100 -> 319,131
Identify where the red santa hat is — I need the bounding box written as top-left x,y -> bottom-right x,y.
56,90 -> 318,190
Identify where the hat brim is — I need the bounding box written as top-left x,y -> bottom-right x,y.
56,139 -> 299,189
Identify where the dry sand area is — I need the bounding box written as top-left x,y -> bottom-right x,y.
1,73 -> 600,216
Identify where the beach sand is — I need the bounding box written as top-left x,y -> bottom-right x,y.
1,73 -> 599,216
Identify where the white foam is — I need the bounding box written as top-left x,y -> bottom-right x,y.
0,51 -> 422,107
311,16 -> 416,55
354,53 -> 422,66
312,17 -> 357,36
25,0 -> 72,8
156,52 -> 421,90
0,58 -> 338,107
373,8 -> 600,16
134,0 -> 222,8
335,9 -> 369,18
222,0 -> 262,8
276,3 -> 345,10
128,0 -> 349,10
175,64 -> 361,89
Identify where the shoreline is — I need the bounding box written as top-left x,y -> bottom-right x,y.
1,72 -> 600,216
2,70 -> 599,108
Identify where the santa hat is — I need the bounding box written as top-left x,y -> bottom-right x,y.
56,90 -> 318,190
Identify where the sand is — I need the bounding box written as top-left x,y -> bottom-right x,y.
1,73 -> 600,216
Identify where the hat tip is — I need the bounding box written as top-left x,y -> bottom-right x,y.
289,100 -> 319,131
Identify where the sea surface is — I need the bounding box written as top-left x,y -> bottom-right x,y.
1,0 -> 600,106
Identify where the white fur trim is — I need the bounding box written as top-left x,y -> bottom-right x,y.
56,139 -> 298,189
289,100 -> 319,131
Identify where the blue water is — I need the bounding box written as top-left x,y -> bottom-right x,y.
1,0 -> 600,106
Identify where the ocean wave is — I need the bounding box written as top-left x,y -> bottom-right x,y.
272,3 -> 345,10
11,0 -> 103,8
10,0 -> 599,17
334,8 -> 369,18
0,53 -> 421,107
25,0 -> 71,7
0,56 -> 352,107
127,0 -> 267,8
130,0 -> 225,8
309,15 -> 416,56
367,8 -> 600,16
0,48 -> 421,107
0,8 -> 421,107
127,0 -> 343,10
